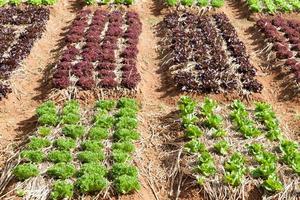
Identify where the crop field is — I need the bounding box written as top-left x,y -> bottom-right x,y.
165,96 -> 299,199
256,16 -> 300,92
0,0 -> 298,200
52,9 -> 142,96
160,12 -> 262,95
0,6 -> 49,99
0,98 -> 141,199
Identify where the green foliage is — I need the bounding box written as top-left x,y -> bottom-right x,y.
9,0 -> 21,5
212,129 -> 227,138
94,113 -> 114,128
20,150 -> 45,163
181,0 -> 193,6
196,151 -> 216,176
61,113 -> 81,125
111,163 -> 138,178
255,102 -> 282,141
214,140 -> 229,155
54,138 -> 76,151
96,99 -> 116,111
48,151 -> 72,163
16,189 -> 26,197
77,163 -> 107,177
201,97 -> 217,116
27,137 -> 51,150
197,0 -> 208,6
261,175 -> 283,192
118,98 -> 138,111
280,140 -> 300,174
62,125 -> 85,139
181,113 -> 198,127
36,101 -> 56,116
37,101 -> 58,126
38,126 -> 52,137
88,126 -> 109,140
112,141 -> 135,153
185,124 -> 203,138
124,0 -> 134,4
114,0 -> 124,3
204,114 -> 223,129
50,180 -> 74,200
224,153 -> 246,186
28,0 -> 43,4
76,174 -> 108,193
38,113 -> 59,126
116,117 -> 138,129
114,175 -> 141,194
247,143 -> 264,156
42,0 -> 57,5
63,100 -> 80,114
47,163 -> 76,179
211,0 -> 224,7
81,140 -> 103,152
112,150 -> 131,163
13,163 -> 39,181
0,0 -> 7,6
165,0 -> 177,6
178,96 -> 197,115
77,151 -> 105,163
114,128 -> 139,141
184,139 -> 206,154
230,100 -> 261,138
116,107 -> 137,118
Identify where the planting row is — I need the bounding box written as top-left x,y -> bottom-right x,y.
176,96 -> 299,199
0,0 -> 57,6
257,16 -> 300,84
53,9 -> 142,92
9,98 -> 141,199
0,6 -> 49,99
165,0 -> 224,7
160,12 -> 262,94
246,0 -> 300,13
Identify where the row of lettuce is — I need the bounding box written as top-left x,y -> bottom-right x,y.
13,98 -> 140,199
178,96 -> 299,192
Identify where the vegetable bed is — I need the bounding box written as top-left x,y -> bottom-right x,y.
52,9 -> 142,96
256,16 -> 300,93
0,98 -> 141,199
0,6 -> 49,100
166,96 -> 299,199
159,11 -> 262,95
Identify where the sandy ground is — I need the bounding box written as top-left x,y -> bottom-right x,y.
0,0 -> 299,199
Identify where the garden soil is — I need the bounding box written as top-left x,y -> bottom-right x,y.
0,0 -> 299,199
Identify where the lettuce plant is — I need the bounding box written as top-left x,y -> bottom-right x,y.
196,151 -> 216,176
81,140 -> 103,152
114,128 -> 139,141
75,174 -> 108,193
47,163 -> 75,179
112,150 -> 131,163
27,137 -> 51,150
116,117 -> 138,129
224,153 -> 246,186
88,126 -> 109,140
77,163 -> 107,177
38,126 -> 51,137
62,125 -> 85,139
77,151 -> 105,163
96,99 -> 116,111
214,140 -> 229,155
111,163 -> 138,178
21,150 -> 45,163
184,139 -> 206,154
185,124 -> 203,138
48,150 -> 72,163
114,175 -> 140,194
197,0 -> 208,7
13,163 -> 39,181
112,141 -> 135,153
50,180 -> 74,200
118,98 -> 138,111
54,138 -> 76,151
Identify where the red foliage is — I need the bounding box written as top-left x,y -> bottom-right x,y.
99,77 -> 118,88
273,42 -> 289,52
53,77 -> 70,88
97,62 -> 116,70
60,53 -> 76,62
98,69 -> 116,78
276,50 -> 293,59
57,62 -> 71,70
77,77 -> 94,89
65,34 -> 82,43
291,44 -> 300,51
289,37 -> 300,44
285,59 -> 297,67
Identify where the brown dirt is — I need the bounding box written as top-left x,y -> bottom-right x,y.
0,0 -> 299,199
